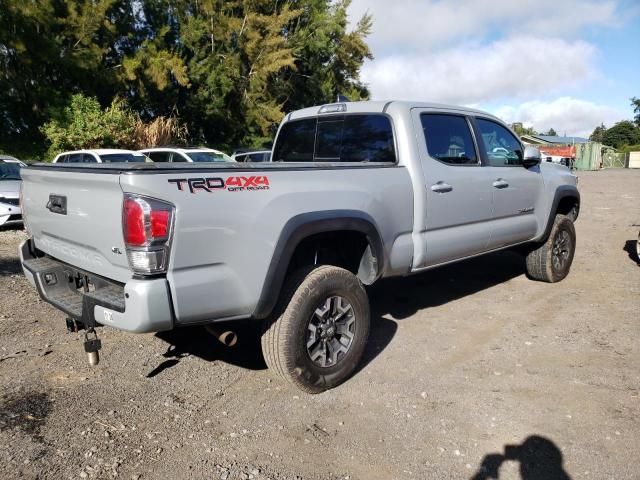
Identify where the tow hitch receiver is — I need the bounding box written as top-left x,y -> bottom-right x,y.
83,329 -> 102,366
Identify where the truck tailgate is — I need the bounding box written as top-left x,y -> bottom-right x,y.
21,168 -> 131,283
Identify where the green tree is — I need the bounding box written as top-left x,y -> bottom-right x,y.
1,0 -> 373,155
631,97 -> 640,127
42,94 -> 138,157
0,0 -> 137,157
589,123 -> 607,143
511,123 -> 537,136
601,121 -> 640,149
545,128 -> 557,136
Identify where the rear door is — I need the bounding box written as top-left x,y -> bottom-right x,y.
412,110 -> 495,266
21,167 -> 131,283
473,117 -> 543,248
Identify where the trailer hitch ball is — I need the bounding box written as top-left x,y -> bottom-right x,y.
83,329 -> 102,366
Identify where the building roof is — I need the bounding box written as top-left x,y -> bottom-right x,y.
528,135 -> 590,144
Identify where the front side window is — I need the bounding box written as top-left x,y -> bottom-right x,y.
475,118 -> 523,166
272,114 -> 396,163
67,153 -> 84,163
420,114 -> 477,165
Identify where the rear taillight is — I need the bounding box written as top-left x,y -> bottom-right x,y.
122,194 -> 174,275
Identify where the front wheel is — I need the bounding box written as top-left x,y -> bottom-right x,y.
525,214 -> 576,282
261,266 -> 370,393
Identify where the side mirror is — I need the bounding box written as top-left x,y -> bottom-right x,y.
522,146 -> 541,168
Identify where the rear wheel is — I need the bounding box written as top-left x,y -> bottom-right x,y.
261,266 -> 370,393
525,214 -> 576,282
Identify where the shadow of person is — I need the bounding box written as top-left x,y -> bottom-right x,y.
471,435 -> 572,480
623,239 -> 639,265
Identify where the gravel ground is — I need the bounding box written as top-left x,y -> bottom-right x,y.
1,169 -> 639,480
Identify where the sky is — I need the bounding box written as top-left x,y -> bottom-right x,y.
346,0 -> 640,137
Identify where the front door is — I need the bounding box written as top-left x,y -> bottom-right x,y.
413,111 -> 495,266
473,117 -> 543,248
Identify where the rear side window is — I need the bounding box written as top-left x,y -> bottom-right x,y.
273,114 -> 396,163
421,114 -> 478,165
67,153 -> 84,163
170,153 -> 189,163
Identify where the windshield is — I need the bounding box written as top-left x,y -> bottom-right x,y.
0,162 -> 21,180
99,153 -> 147,163
186,151 -> 234,162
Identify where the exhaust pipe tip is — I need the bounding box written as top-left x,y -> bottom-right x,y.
218,330 -> 238,347
205,326 -> 238,347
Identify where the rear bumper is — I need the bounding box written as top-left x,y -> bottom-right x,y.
20,239 -> 174,333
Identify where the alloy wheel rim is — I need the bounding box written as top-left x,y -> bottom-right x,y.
552,229 -> 571,271
306,295 -> 356,368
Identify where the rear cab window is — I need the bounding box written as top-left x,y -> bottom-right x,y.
273,114 -> 396,163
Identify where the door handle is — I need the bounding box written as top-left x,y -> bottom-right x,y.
492,179 -> 509,189
46,194 -> 67,215
431,182 -> 453,193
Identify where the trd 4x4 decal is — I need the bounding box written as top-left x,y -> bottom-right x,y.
168,176 -> 270,193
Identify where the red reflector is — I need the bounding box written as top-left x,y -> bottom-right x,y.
151,210 -> 170,238
124,198 -> 146,246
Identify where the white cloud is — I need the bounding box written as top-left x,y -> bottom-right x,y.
348,0 -> 618,52
492,97 -> 625,137
361,36 -> 595,104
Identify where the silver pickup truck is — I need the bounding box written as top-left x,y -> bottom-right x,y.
19,101 -> 579,393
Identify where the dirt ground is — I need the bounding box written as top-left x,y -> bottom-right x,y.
1,169 -> 639,480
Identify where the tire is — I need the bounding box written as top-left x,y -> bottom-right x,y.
525,214 -> 576,282
261,265 -> 370,394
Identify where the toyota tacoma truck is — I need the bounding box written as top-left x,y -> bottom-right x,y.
19,101 -> 580,393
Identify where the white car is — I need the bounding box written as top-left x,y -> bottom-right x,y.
0,154 -> 27,167
232,150 -> 272,163
0,159 -> 23,227
53,149 -> 149,164
139,147 -> 234,163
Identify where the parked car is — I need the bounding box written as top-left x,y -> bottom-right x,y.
232,149 -> 272,163
139,147 -> 234,163
0,154 -> 27,167
19,100 -> 580,393
0,159 -> 23,226
53,149 -> 149,163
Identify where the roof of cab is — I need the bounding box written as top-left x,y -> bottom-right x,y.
287,100 -> 500,122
